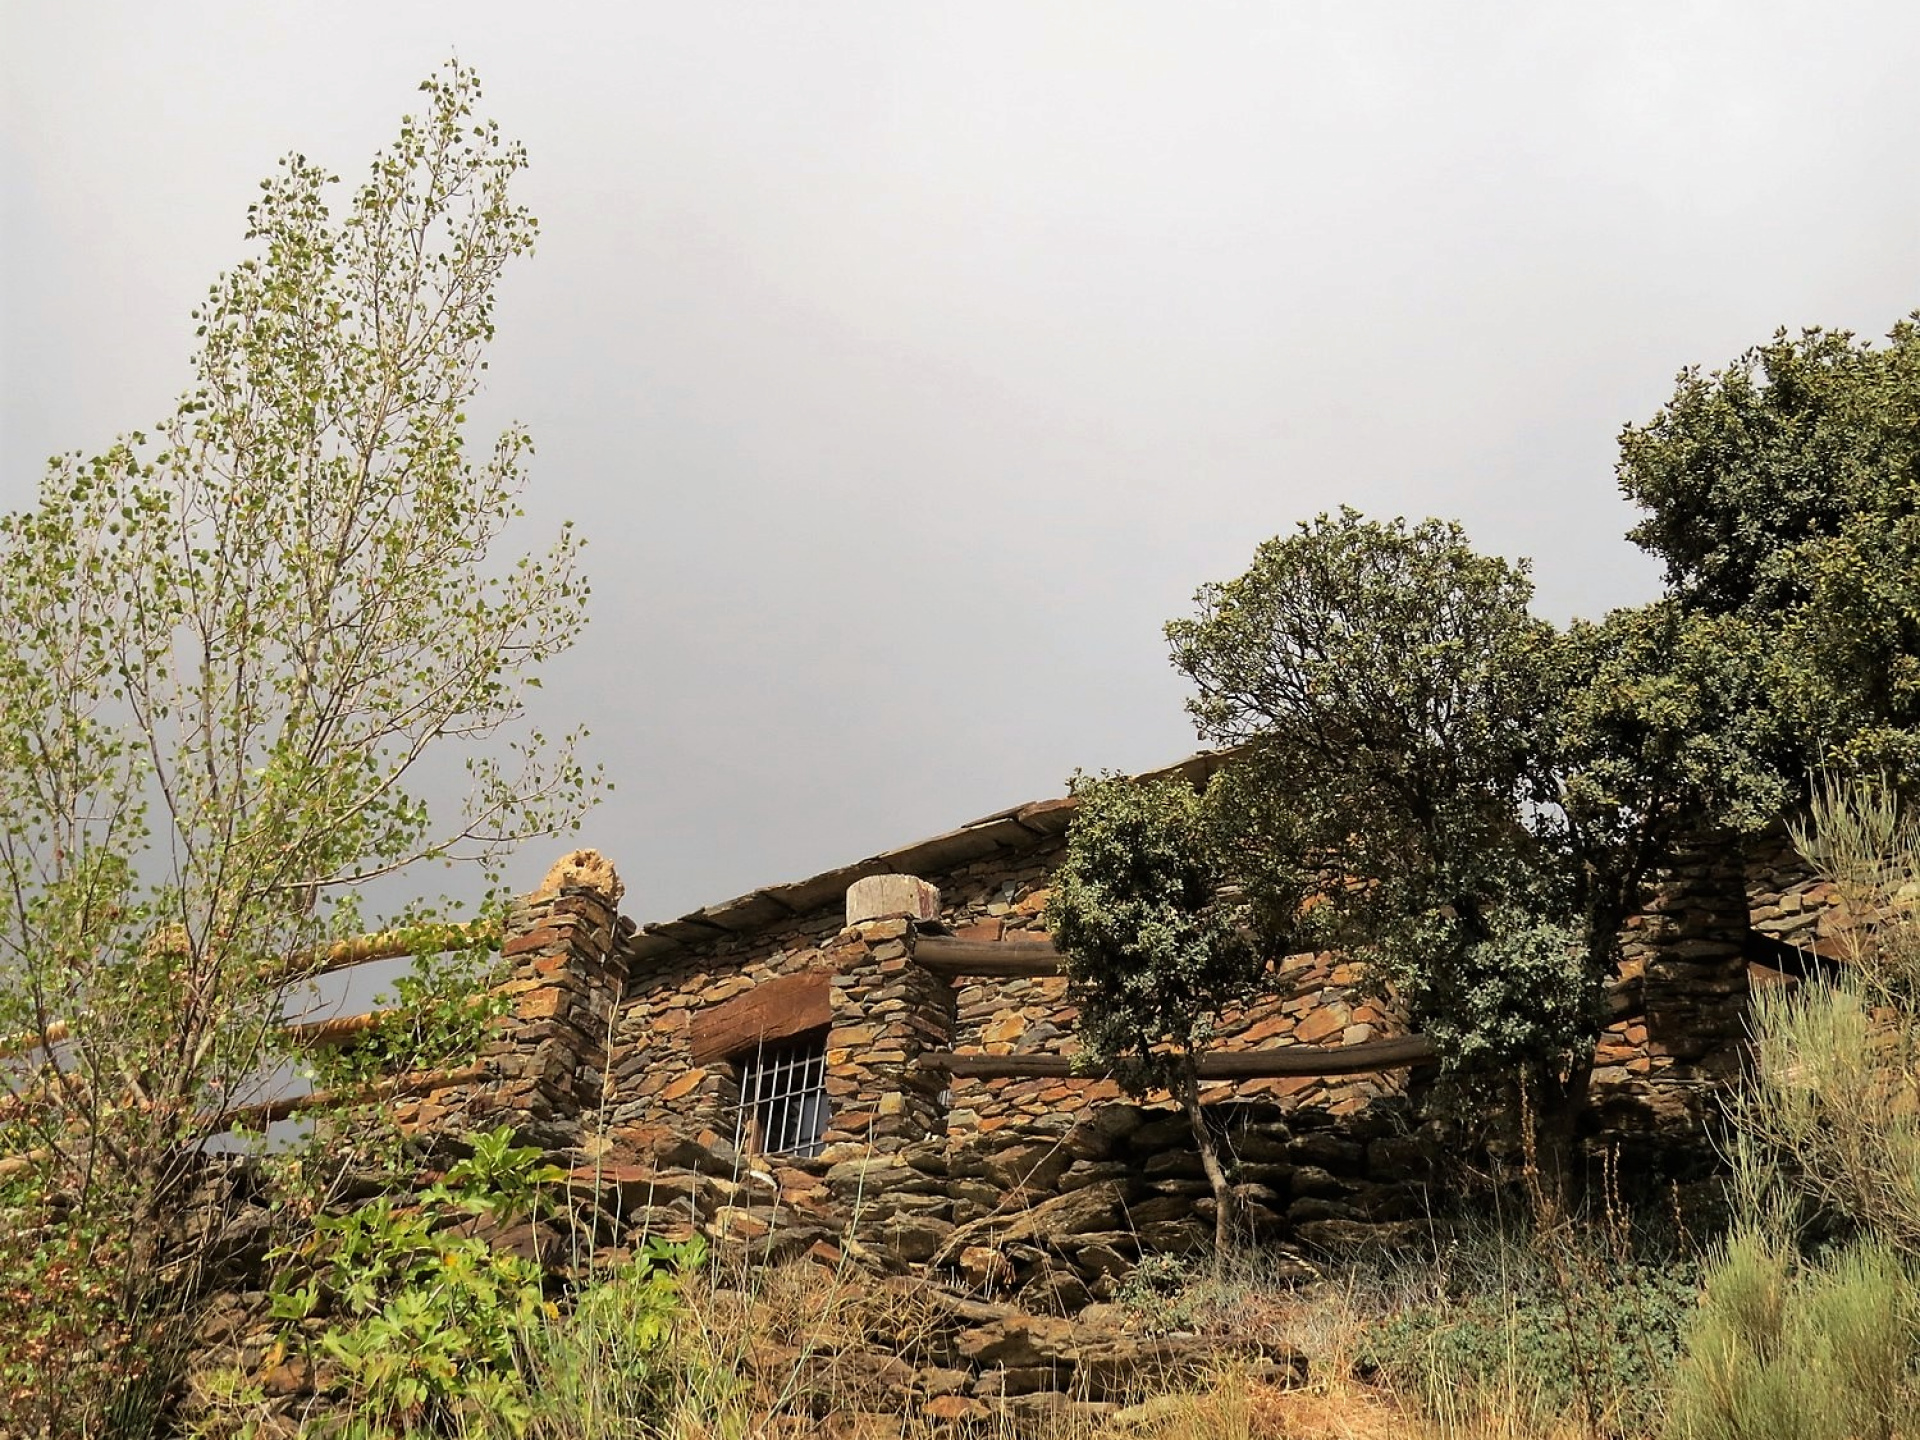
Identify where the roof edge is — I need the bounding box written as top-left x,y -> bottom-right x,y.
623,748 -> 1234,966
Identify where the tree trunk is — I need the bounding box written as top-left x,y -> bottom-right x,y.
1177,1062 -> 1236,1267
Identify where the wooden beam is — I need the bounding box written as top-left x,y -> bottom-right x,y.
688,967 -> 834,1066
915,937 -> 1061,977
212,1064 -> 489,1130
263,918 -> 500,984
919,1033 -> 1436,1080
279,993 -> 495,1049
920,980 -> 1646,1080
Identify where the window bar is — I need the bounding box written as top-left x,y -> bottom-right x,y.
733,1032 -> 830,1160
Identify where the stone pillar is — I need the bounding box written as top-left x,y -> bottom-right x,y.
817,875 -> 954,1156
1627,830 -> 1753,1124
456,849 -> 628,1154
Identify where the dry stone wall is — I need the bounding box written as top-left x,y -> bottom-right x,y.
606,837 -> 1411,1154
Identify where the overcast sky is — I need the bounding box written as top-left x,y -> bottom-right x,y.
3,2 -> 1917,928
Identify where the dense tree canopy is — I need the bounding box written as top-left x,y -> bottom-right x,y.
1168,513 -> 1597,1087
1155,512 -> 1788,1188
1620,319 -> 1920,786
1125,316 -> 1920,1189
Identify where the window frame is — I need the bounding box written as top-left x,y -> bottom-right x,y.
731,1027 -> 831,1160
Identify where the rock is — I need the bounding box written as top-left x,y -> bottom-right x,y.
1225,1131 -> 1293,1162
1295,1217 -> 1439,1253
200,1206 -> 274,1278
1291,1133 -> 1366,1170
609,1205 -> 701,1241
1059,1160 -> 1131,1191
1290,1165 -> 1353,1198
568,1164 -> 713,1218
974,1366 -> 1069,1398
980,1141 -> 1073,1194
903,1280 -> 1020,1325
1228,1160 -> 1295,1186
641,1131 -> 747,1178
919,1367 -> 972,1397
1070,1243 -> 1136,1282
1147,1177 -> 1211,1199
752,1344 -> 918,1409
955,1314 -> 1078,1368
1076,1301 -> 1132,1331
449,1213 -> 566,1266
901,1143 -> 950,1177
828,1156 -> 944,1198
258,1354 -> 313,1397
869,1213 -> 955,1265
1130,1114 -> 1195,1150
959,1245 -> 1014,1291
1072,1334 -> 1303,1401
1125,1194 -> 1198,1226
194,1293 -> 252,1345
1286,1196 -> 1359,1225
537,849 -> 623,903
945,1180 -> 1003,1210
1142,1150 -> 1207,1180
708,1205 -> 779,1242
1079,1104 -> 1146,1147
930,1181 -> 1126,1269
846,875 -> 940,925
1135,1219 -> 1210,1255
1021,1267 -> 1093,1315
861,1190 -> 953,1222
921,1395 -> 988,1424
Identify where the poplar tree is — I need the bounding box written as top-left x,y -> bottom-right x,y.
0,64 -> 594,1417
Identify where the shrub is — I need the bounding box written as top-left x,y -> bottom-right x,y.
265,1128 -> 565,1438
1667,1228 -> 1919,1440
1364,1253 -> 1695,1437
466,1238 -> 709,1440
1665,781 -> 1920,1440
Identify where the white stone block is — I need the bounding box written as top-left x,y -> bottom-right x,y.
846,874 -> 940,926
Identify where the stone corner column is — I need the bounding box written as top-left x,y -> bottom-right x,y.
818,875 -> 953,1155
451,849 -> 629,1154
1630,830 -> 1753,1128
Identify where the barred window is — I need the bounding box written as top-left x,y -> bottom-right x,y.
733,1030 -> 830,1159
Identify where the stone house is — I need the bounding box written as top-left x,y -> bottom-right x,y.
419,749 -> 1845,1285
184,753 -> 1867,1431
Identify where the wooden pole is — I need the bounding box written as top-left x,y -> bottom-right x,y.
918,980 -> 1644,1080
914,937 -> 1062,977
211,1064 -> 489,1130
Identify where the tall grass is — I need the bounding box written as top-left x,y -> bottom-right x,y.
1666,779 -> 1920,1440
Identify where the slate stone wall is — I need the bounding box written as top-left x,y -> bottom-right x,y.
597,835 -> 1801,1168
396,827 -> 1859,1274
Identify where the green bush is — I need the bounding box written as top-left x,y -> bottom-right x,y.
1667,1228 -> 1919,1440
490,1238 -> 714,1440
1664,782 -> 1920,1440
1365,1254 -> 1697,1436
265,1129 -> 566,1437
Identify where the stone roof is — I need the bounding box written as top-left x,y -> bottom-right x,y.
623,749 -> 1232,966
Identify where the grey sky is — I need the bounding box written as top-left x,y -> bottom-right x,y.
4,1 -> 1917,929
